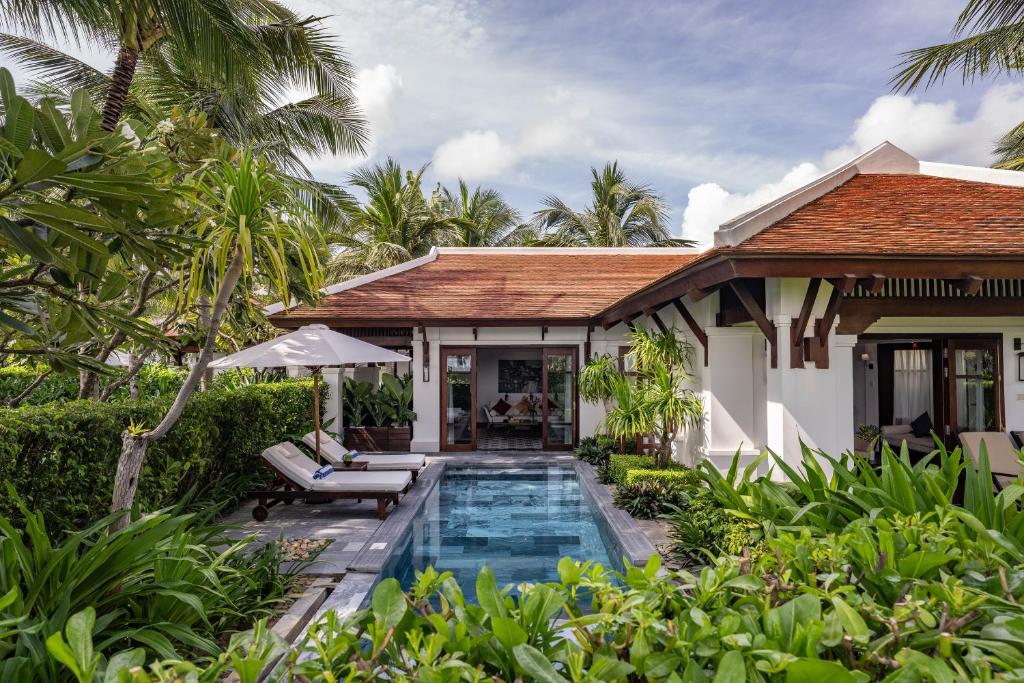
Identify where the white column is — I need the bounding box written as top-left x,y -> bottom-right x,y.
322,367 -> 344,436
411,328 -> 441,452
703,326 -> 763,470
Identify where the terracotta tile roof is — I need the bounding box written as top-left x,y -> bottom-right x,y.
272,249 -> 701,326
732,174 -> 1024,256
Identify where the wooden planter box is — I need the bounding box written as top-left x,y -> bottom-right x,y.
344,426 -> 412,452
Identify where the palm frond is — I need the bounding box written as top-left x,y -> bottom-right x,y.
892,22 -> 1024,91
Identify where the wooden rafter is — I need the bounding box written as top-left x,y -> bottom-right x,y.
672,299 -> 708,366
790,277 -> 821,369
729,280 -> 777,368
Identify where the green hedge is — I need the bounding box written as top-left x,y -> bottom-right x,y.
0,379 -> 316,531
607,454 -> 702,489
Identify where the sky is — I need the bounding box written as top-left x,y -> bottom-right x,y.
4,0 -> 1021,248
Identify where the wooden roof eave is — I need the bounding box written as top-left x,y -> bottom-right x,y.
597,252 -> 1024,328
267,313 -> 599,330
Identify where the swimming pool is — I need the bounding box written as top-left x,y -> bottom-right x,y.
387,465 -> 618,595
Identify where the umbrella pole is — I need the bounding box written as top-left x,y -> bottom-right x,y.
312,367 -> 322,464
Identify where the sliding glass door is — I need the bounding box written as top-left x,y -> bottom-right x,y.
441,348 -> 476,451
947,339 -> 1002,436
542,347 -> 577,450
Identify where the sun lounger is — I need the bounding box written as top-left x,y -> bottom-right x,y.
254,442 -> 412,521
959,432 -> 1023,490
302,431 -> 425,482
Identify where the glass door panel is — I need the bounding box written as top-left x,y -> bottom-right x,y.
948,339 -> 1002,436
543,347 -> 576,450
442,348 -> 475,450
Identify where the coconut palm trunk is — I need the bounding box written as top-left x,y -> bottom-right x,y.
109,247 -> 244,530
100,44 -> 141,131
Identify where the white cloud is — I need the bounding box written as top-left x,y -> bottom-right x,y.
823,85 -> 1024,167
432,130 -> 518,180
354,64 -> 403,137
681,163 -> 821,248
680,84 -> 1024,249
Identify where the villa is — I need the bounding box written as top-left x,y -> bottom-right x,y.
270,142 -> 1024,468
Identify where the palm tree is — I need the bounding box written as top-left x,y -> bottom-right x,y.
437,179 -> 534,247
330,159 -> 448,276
532,161 -> 693,247
0,4 -> 367,175
893,0 -> 1024,169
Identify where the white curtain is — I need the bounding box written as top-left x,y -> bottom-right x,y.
893,349 -> 932,424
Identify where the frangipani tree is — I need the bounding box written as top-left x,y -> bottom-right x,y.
580,327 -> 703,468
110,150 -> 325,527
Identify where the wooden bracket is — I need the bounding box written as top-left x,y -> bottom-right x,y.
688,285 -> 717,303
951,276 -> 984,296
729,280 -> 777,368
672,299 -> 708,366
790,278 -> 821,368
858,274 -> 886,294
541,325 -> 548,340
585,325 -> 593,360
472,326 -> 478,340
650,311 -> 669,335
813,276 -> 856,369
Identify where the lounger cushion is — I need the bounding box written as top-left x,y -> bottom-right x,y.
311,470 -> 412,492
302,431 -> 426,469
960,432 -> 1021,476
262,442 -> 411,492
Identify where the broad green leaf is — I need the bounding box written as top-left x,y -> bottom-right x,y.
786,658 -> 857,683
896,551 -> 953,578
103,648 -> 145,683
476,566 -> 508,618
370,578 -> 407,629
14,148 -> 66,185
491,616 -> 527,653
713,650 -> 746,683
830,597 -> 870,643
45,632 -> 83,681
513,643 -> 569,683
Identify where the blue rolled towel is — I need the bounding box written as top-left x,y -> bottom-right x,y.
312,464 -> 334,480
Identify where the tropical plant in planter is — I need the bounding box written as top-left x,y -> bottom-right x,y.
342,376 -> 416,451
586,327 -> 703,468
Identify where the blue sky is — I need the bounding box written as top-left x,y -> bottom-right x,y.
4,1 -> 1020,246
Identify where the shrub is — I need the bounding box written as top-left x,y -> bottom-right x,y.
607,454 -> 701,489
0,496 -> 303,681
0,379 -> 317,530
573,435 -> 615,466
612,479 -> 687,519
276,526 -> 1024,682
664,489 -> 759,563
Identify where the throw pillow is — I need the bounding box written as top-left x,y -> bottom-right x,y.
492,398 -> 511,415
910,412 -> 933,438
512,398 -> 531,414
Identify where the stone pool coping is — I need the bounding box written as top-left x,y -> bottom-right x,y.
572,459 -> 658,567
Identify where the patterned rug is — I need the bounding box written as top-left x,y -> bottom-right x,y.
478,427 -> 542,451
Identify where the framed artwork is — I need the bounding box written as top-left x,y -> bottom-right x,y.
498,359 -> 542,393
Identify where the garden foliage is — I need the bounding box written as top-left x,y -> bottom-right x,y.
0,497 -> 301,682
0,379 -> 317,530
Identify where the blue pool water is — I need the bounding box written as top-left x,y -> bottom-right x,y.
390,466 -> 616,595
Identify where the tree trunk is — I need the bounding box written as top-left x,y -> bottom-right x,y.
7,370 -> 52,408
198,295 -> 213,390
109,247 -> 245,530
101,44 -> 140,131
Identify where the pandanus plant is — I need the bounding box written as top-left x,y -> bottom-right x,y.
582,327 -> 703,468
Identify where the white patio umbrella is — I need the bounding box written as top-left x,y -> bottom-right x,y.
209,324 -> 410,462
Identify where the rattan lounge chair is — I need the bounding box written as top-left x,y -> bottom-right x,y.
254,442 -> 412,521
301,431 -> 425,482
